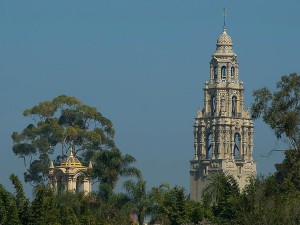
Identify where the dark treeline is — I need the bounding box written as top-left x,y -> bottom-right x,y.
1,73 -> 300,225
0,175 -> 214,225
2,165 -> 300,225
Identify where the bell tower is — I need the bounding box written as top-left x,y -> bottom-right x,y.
190,25 -> 256,201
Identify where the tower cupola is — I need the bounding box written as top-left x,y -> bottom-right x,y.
210,27 -> 238,84
214,28 -> 236,56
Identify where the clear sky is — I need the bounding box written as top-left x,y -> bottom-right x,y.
0,0 -> 299,196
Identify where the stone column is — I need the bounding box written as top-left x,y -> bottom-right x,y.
200,126 -> 205,159
82,178 -> 92,194
67,177 -> 74,191
242,126 -> 247,160
193,125 -> 198,160
249,127 -> 254,161
211,126 -> 216,159
230,129 -> 234,160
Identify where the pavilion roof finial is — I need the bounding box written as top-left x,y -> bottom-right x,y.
70,140 -> 75,156
60,140 -> 82,167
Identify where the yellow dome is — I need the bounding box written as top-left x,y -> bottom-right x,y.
60,146 -> 82,167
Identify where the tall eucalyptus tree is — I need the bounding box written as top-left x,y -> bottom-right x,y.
12,95 -> 140,187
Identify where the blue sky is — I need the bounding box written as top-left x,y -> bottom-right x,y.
0,0 -> 299,195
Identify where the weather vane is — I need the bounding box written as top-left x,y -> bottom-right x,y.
222,7 -> 227,29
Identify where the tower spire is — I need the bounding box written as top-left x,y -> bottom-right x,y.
222,7 -> 227,30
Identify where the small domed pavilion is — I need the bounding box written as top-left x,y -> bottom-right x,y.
48,143 -> 92,194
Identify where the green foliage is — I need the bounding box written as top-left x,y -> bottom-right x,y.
150,184 -> 213,225
0,174 -> 33,225
12,95 -> 140,189
3,172 -> 300,225
251,73 -> 300,150
96,183 -> 131,224
201,173 -> 300,225
149,183 -> 171,224
164,186 -> 189,225
9,174 -> 31,225
185,200 -> 214,224
30,185 -> 131,225
93,148 -> 141,189
234,175 -> 300,225
0,184 -> 22,225
203,172 -> 240,224
12,95 -> 116,184
275,149 -> 300,190
30,186 -> 61,225
123,179 -> 152,225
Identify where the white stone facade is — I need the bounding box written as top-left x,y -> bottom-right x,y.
190,27 -> 256,201
48,146 -> 92,194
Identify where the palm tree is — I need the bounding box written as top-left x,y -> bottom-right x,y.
123,179 -> 152,225
93,148 -> 141,189
150,183 -> 171,225
203,172 -> 240,222
203,172 -> 239,205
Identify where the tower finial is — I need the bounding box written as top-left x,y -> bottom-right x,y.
222,7 -> 227,30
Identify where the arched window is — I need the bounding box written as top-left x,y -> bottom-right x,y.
211,96 -> 216,116
233,133 -> 241,159
231,67 -> 235,78
76,175 -> 84,193
232,96 -> 237,117
214,66 -> 218,79
57,175 -> 65,194
206,133 -> 212,159
221,66 -> 226,79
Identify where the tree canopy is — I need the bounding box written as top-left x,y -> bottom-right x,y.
251,73 -> 300,191
251,73 -> 300,150
12,95 -> 139,187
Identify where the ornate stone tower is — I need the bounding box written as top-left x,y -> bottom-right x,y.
190,25 -> 256,201
48,144 -> 92,194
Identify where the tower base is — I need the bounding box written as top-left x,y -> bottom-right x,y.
190,159 -> 256,201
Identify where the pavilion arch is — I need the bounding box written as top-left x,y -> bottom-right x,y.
54,171 -> 66,194
75,173 -> 86,193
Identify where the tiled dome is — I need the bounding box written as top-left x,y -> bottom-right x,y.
214,27 -> 236,56
217,28 -> 233,46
